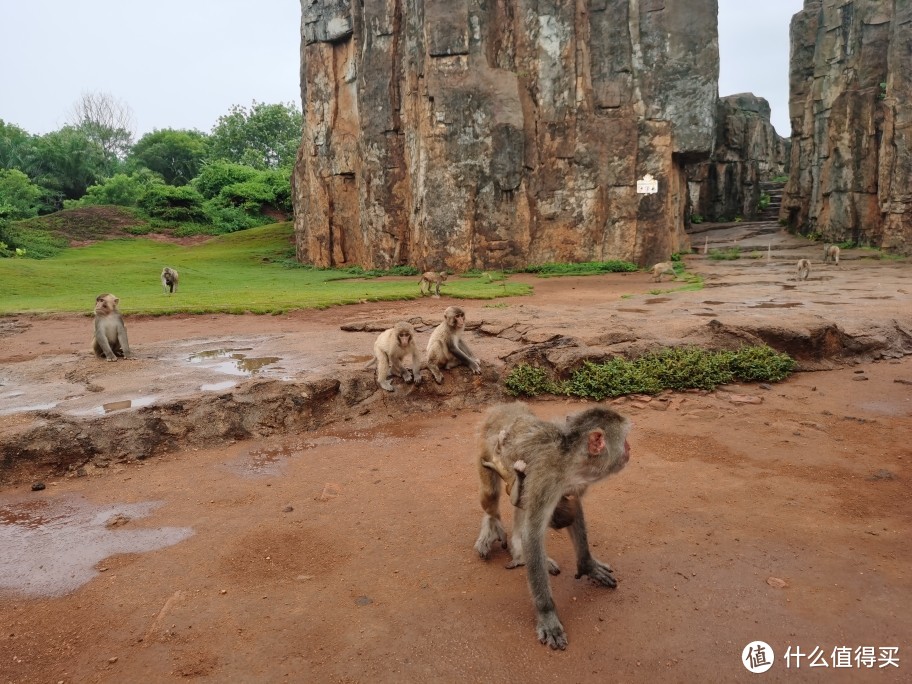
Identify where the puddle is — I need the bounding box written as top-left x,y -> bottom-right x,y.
0,496 -> 193,598
200,380 -> 237,392
617,308 -> 648,313
749,302 -> 802,309
0,402 -> 57,416
229,437 -> 344,477
645,298 -> 672,304
702,301 -> 726,305
189,348 -> 280,376
69,395 -> 158,417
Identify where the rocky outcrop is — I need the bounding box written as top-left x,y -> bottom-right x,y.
782,0 -> 911,253
686,93 -> 789,222
293,0 -> 719,270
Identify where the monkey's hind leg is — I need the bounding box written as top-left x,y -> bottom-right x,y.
474,460 -> 508,559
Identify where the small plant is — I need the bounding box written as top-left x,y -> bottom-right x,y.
757,192 -> 771,211
690,213 -> 704,224
670,252 -> 682,262
708,247 -> 741,261
771,175 -> 789,183
734,216 -> 743,223
504,364 -> 565,397
879,82 -> 887,100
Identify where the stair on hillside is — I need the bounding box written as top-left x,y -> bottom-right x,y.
757,181 -> 785,222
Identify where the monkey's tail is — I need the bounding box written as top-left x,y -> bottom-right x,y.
363,358 -> 377,370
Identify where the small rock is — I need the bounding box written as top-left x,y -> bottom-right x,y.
31,482 -> 46,491
282,505 -> 294,513
852,376 -> 869,382
766,576 -> 788,589
355,596 -> 373,606
758,383 -> 772,390
728,393 -> 762,405
870,470 -> 895,481
108,657 -> 118,664
105,513 -> 131,528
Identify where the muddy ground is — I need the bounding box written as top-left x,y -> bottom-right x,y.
0,226 -> 910,682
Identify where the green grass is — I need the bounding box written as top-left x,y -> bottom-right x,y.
514,260 -> 638,277
0,222 -> 531,315
505,346 -> 796,399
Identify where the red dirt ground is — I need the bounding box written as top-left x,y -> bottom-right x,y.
0,255 -> 910,683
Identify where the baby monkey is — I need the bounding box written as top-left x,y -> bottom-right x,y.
419,270 -> 448,297
366,321 -> 422,391
474,402 -> 632,650
796,258 -> 811,281
92,293 -> 133,361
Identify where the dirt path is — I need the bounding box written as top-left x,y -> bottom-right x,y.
1,236 -> 910,682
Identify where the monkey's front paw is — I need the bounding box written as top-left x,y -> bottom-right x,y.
470,362 -> 482,375
576,559 -> 617,588
105,357 -> 117,362
379,381 -> 395,392
536,613 -> 568,650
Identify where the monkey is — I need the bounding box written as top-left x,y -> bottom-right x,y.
92,294 -> 133,361
425,305 -> 481,383
161,267 -> 179,294
823,244 -> 840,265
364,321 -> 422,392
419,270 -> 448,297
474,402 -> 632,650
651,261 -> 676,282
796,258 -> 811,280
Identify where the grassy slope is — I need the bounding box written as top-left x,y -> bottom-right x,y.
0,223 -> 530,315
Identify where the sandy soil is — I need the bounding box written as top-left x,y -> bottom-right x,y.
1,235 -> 910,682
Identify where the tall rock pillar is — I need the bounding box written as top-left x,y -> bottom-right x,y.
293,0 -> 719,269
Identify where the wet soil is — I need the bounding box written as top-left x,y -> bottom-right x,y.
0,230 -> 910,682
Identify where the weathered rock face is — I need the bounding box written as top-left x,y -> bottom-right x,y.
782,0 -> 911,252
686,93 -> 789,222
293,0 -> 719,270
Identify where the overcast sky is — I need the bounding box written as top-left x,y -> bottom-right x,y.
0,0 -> 802,140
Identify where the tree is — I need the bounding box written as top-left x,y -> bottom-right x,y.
69,169 -> 163,208
0,120 -> 35,171
67,91 -> 135,173
208,101 -> 302,169
28,126 -> 107,205
129,129 -> 209,185
0,169 -> 43,219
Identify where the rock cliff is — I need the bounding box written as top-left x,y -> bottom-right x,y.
782,0 -> 911,252
686,93 -> 789,222
293,0 -> 719,270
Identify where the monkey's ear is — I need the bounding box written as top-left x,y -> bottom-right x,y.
587,430 -> 606,456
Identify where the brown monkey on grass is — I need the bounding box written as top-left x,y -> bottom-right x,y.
365,321 -> 422,391
474,402 -> 632,650
92,294 -> 133,361
425,306 -> 481,383
419,271 -> 448,297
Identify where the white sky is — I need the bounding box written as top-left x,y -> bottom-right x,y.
0,0 -> 802,140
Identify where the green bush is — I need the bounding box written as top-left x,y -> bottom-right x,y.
517,260 -> 638,276
138,184 -> 207,223
0,169 -> 44,220
758,192 -> 771,211
690,213 -> 704,224
708,247 -> 741,261
202,201 -> 271,232
193,161 -> 258,199
504,346 -> 796,399
67,170 -> 162,208
505,364 -> 565,397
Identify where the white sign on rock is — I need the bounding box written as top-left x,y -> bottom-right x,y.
636,174 -> 659,194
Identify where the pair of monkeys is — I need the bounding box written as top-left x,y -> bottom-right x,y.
797,245 -> 840,281
92,267 -> 178,360
367,306 -> 481,391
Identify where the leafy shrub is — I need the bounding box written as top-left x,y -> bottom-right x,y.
771,175 -> 789,183
138,184 -> 207,223
505,364 -> 565,397
0,169 -> 43,220
690,213 -> 703,224
0,219 -> 68,258
193,161 -> 258,199
67,170 -> 162,208
517,260 -> 638,276
757,192 -> 771,211
202,201 -> 271,232
504,346 -> 796,399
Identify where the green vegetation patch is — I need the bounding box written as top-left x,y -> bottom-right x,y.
516,260 -> 638,277
2,206 -> 147,258
505,346 -> 796,399
0,222 -> 531,315
708,247 -> 741,261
